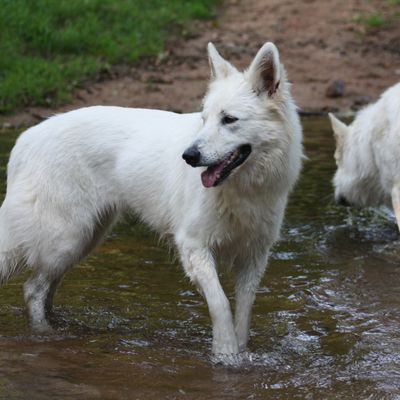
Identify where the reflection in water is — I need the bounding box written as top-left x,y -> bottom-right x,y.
0,118 -> 400,399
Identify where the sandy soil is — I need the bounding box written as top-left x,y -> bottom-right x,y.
3,0 -> 400,127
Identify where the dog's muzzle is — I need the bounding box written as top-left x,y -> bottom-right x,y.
182,145 -> 201,167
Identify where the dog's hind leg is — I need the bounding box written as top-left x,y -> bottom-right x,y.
24,271 -> 59,333
23,233 -> 86,333
24,209 -> 117,332
44,208 -> 117,317
176,239 -> 239,355
234,252 -> 269,351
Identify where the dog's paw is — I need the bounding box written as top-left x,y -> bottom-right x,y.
212,337 -> 239,356
210,352 -> 245,366
31,321 -> 54,335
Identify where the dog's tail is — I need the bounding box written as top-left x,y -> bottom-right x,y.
0,206 -> 25,285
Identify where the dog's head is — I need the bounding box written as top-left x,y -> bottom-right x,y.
183,42 -> 297,188
329,113 -> 381,207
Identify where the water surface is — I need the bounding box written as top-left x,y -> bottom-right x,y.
0,118 -> 399,399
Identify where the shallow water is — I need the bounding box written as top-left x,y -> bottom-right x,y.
1,118 -> 400,399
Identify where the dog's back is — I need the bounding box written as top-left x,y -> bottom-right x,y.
353,82 -> 400,144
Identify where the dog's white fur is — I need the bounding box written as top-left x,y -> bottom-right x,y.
0,42 -> 302,355
329,82 -> 400,230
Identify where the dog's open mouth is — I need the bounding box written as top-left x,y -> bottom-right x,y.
201,144 -> 252,188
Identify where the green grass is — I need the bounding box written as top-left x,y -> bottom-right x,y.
355,13 -> 386,28
363,14 -> 385,27
355,0 -> 400,29
0,0 -> 220,113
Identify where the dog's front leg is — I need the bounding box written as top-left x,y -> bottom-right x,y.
177,242 -> 238,355
391,182 -> 400,232
234,252 -> 269,351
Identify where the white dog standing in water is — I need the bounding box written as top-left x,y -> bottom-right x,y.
0,42 -> 302,356
329,83 -> 400,230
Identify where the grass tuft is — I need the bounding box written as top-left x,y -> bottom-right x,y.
355,13 -> 386,28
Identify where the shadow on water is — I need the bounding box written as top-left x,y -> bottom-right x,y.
1,118 -> 400,399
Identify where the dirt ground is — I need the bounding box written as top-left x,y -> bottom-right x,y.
3,0 -> 400,127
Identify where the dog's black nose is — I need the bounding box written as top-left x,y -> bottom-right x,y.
337,195 -> 350,207
182,146 -> 201,167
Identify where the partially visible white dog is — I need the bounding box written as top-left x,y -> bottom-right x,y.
329,82 -> 400,229
0,42 -> 302,356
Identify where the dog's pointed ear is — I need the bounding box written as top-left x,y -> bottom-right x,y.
392,183 -> 400,232
247,42 -> 281,96
208,42 -> 237,80
329,113 -> 349,142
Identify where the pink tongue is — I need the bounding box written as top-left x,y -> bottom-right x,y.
201,162 -> 226,188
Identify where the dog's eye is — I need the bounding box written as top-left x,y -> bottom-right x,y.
221,115 -> 238,125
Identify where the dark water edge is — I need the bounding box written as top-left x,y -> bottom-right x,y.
0,118 -> 400,399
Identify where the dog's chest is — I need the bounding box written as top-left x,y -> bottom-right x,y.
210,190 -> 278,249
